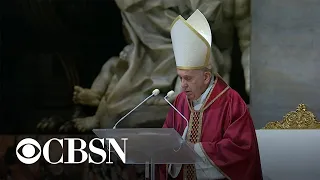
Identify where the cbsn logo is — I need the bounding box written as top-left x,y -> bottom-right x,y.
16,138 -> 128,165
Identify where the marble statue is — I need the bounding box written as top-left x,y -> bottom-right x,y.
70,0 -> 251,131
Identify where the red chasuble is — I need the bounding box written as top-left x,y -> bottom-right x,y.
157,76 -> 263,180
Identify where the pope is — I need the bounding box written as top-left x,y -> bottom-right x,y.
157,9 -> 263,180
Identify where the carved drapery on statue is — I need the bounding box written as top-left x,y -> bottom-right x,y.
71,0 -> 251,131
263,104 -> 320,129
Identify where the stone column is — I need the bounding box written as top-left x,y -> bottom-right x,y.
250,0 -> 320,128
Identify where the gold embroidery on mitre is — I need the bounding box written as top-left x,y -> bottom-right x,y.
170,16 -> 210,51
170,15 -> 211,70
263,103 -> 320,129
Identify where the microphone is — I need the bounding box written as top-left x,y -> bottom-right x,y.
164,90 -> 189,140
112,89 -> 160,129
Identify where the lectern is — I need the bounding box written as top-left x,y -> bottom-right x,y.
93,128 -> 207,180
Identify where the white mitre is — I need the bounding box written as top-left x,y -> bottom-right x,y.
170,9 -> 212,70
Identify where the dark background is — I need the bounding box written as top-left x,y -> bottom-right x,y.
0,0 -> 247,134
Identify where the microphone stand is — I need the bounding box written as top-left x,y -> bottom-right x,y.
112,89 -> 160,129
164,93 -> 189,141
107,89 -> 160,180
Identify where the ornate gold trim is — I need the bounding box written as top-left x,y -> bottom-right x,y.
170,15 -> 210,69
186,112 -> 203,143
263,104 -> 320,129
184,112 -> 203,179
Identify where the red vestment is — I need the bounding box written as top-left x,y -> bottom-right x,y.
157,76 -> 263,180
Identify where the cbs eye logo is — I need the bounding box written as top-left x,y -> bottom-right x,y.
16,138 -> 42,164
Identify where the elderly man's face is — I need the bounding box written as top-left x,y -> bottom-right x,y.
177,69 -> 211,101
